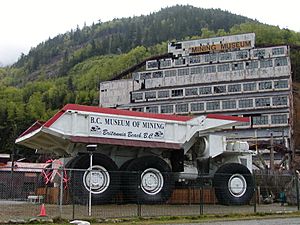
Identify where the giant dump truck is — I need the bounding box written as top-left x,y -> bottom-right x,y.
16,104 -> 254,205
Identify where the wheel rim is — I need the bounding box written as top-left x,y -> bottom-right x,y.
141,168 -> 164,195
83,165 -> 110,194
228,173 -> 247,197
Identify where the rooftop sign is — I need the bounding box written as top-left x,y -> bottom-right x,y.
168,33 -> 255,56
189,40 -> 252,54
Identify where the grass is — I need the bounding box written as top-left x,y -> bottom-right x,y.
97,212 -> 300,225
23,211 -> 300,225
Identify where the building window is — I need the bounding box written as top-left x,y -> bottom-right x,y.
274,80 -> 288,89
171,89 -> 183,97
239,99 -> 253,108
272,47 -> 285,56
190,102 -> 204,112
275,57 -> 288,67
160,59 -> 172,68
232,62 -> 244,71
243,83 -> 256,92
178,68 -> 189,76
252,115 -> 269,125
164,69 -> 177,77
204,54 -> 217,63
219,52 -> 232,61
203,65 -> 216,73
158,90 -> 169,98
190,66 -> 202,75
236,50 -> 248,59
174,58 -> 185,66
214,85 -> 226,94
259,81 -> 272,90
206,101 -> 220,110
217,64 -> 230,72
272,96 -> 288,106
228,84 -> 241,93
132,92 -> 143,101
260,59 -> 273,68
140,72 -> 152,79
185,88 -> 198,96
199,87 -> 212,95
245,61 -> 259,69
145,106 -> 159,113
145,91 -> 156,99
152,71 -> 163,78
255,98 -> 271,107
253,49 -> 266,58
161,105 -> 174,113
222,100 -> 236,109
175,103 -> 188,113
189,56 -> 201,64
132,73 -> 140,80
146,60 -> 159,69
271,114 -> 288,124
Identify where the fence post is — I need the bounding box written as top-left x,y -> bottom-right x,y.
59,166 -> 64,217
200,184 -> 203,215
295,173 -> 300,211
9,148 -> 15,200
253,174 -> 257,213
72,169 -> 75,220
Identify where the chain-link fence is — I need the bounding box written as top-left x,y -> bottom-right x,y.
0,166 -> 299,222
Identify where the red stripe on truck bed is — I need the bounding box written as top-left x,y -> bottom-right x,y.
18,121 -> 45,138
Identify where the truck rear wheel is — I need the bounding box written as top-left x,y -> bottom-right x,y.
213,163 -> 254,205
70,154 -> 119,204
122,156 -> 174,204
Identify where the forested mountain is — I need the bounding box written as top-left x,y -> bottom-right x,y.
0,5 -> 300,160
13,5 -> 253,81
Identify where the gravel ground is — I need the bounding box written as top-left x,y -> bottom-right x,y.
0,201 -> 298,222
167,217 -> 300,225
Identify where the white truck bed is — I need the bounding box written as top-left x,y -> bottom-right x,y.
16,104 -> 249,155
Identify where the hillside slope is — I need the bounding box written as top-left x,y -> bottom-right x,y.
0,5 -> 300,160
11,5 -> 253,83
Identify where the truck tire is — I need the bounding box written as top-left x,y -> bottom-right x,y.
70,154 -> 119,204
122,156 -> 174,204
213,163 -> 254,205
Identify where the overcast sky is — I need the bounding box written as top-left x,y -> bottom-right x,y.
0,0 -> 299,66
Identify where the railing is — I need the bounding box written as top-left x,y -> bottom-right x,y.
0,167 -> 299,221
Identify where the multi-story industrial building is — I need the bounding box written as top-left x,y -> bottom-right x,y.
100,33 -> 293,168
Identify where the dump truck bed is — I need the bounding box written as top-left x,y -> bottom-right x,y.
16,104 -> 249,155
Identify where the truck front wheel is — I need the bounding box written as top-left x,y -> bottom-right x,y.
70,154 -> 119,204
122,156 -> 174,204
213,163 -> 254,205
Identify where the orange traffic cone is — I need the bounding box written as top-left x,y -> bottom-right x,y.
38,204 -> 47,217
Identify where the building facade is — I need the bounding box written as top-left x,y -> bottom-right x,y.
100,33 -> 293,167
